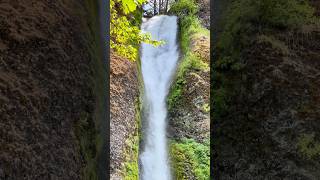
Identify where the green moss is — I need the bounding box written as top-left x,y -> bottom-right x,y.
168,83 -> 183,110
169,0 -> 199,17
168,53 -> 208,110
170,139 -> 210,180
123,135 -> 139,180
167,5 -> 210,178
121,98 -> 142,179
118,38 -> 145,179
297,134 -> 320,159
167,0 -> 209,111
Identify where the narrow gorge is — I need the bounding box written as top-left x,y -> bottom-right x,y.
110,0 -> 210,179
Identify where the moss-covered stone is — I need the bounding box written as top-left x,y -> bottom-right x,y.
297,134 -> 320,159
169,139 -> 210,180
167,1 -> 210,179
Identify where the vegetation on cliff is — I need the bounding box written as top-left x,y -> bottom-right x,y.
170,139 -> 210,179
213,0 -> 319,118
110,0 -> 162,61
110,0 -> 147,178
212,0 -> 320,178
168,0 -> 209,110
120,99 -> 142,180
168,0 -> 210,179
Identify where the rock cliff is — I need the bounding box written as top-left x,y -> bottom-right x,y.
0,0 -> 107,179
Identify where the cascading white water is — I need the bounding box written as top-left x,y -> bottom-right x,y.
139,15 -> 179,180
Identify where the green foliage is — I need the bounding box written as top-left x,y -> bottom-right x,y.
119,0 -> 144,14
123,135 -> 139,180
167,82 -> 183,110
180,16 -> 208,51
111,0 -> 162,61
170,139 -> 210,179
297,134 -> 320,159
168,52 -> 208,110
167,0 -> 209,110
169,0 -> 199,17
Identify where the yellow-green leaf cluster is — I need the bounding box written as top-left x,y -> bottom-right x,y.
111,0 -> 162,61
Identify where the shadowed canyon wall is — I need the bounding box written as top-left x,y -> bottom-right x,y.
0,0 -> 107,179
212,0 -> 320,179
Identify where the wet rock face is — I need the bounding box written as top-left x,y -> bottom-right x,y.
213,28 -> 320,179
0,0 -> 98,179
110,51 -> 139,179
168,70 -> 210,142
168,35 -> 210,143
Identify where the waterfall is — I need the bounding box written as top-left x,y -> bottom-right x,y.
139,15 -> 179,180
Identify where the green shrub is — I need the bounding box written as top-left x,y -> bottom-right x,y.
179,15 -> 209,53
169,0 -> 199,17
170,139 -> 210,179
110,0 -> 162,61
123,135 -> 139,180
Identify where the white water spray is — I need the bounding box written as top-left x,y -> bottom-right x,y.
139,15 -> 179,180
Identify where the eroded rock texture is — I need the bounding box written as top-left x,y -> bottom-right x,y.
110,51 -> 139,179
168,34 -> 210,143
0,0 -> 105,179
212,1 -> 320,179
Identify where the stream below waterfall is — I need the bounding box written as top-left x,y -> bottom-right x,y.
139,15 -> 179,180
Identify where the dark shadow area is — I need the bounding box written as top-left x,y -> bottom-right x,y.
211,0 -> 320,179
0,0 -> 108,179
